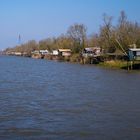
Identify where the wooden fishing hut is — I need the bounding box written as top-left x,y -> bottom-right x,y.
128,48 -> 140,70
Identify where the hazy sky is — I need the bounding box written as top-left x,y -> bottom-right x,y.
0,0 -> 140,49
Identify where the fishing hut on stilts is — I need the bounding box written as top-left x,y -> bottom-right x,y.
115,40 -> 140,70
128,44 -> 140,70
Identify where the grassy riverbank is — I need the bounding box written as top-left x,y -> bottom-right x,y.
97,60 -> 140,70
98,60 -> 128,69
43,54 -> 140,70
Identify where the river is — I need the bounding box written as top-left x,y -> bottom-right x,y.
0,56 -> 140,140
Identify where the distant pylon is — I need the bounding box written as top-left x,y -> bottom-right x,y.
18,34 -> 21,45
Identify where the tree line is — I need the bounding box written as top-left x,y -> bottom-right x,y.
5,11 -> 140,56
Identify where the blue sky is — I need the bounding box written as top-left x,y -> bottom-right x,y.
0,0 -> 140,49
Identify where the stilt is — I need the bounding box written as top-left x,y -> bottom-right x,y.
127,61 -> 129,71
130,61 -> 133,70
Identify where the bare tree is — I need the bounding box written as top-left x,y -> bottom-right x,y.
99,14 -> 115,53
117,11 -> 140,51
67,24 -> 87,53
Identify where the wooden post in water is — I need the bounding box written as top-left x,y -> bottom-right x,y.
127,61 -> 129,71
130,61 -> 133,70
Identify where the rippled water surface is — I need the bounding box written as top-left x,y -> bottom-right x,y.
0,56 -> 140,140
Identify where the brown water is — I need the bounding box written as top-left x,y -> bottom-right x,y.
0,56 -> 140,140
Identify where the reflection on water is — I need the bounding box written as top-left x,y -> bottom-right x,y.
0,56 -> 140,140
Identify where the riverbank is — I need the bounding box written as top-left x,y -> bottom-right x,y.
96,59 -> 140,70
44,54 -> 140,70
3,54 -> 140,70
45,55 -> 140,71
98,60 -> 128,69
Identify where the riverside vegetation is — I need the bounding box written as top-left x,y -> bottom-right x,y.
4,11 -> 140,69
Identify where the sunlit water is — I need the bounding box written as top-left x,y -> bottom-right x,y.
0,56 -> 140,140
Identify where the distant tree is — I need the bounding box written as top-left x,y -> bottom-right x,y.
54,34 -> 73,50
88,33 -> 100,47
116,11 -> 140,50
39,38 -> 54,51
67,24 -> 87,53
99,14 -> 116,53
23,40 -> 38,56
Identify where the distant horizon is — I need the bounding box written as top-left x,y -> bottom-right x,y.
0,0 -> 140,49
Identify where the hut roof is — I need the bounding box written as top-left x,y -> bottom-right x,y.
58,49 -> 71,52
129,48 -> 140,52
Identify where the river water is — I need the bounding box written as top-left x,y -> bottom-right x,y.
0,56 -> 140,140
